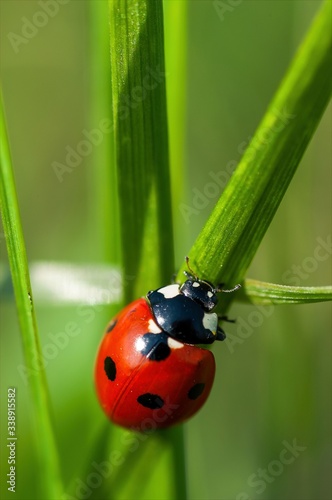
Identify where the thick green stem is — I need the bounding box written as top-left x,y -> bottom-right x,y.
179,1 -> 332,314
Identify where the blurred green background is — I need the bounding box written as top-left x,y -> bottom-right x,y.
0,1 -> 331,499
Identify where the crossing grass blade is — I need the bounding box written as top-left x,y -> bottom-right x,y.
239,280 -> 332,305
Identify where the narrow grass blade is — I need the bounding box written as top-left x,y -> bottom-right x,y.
0,95 -> 63,497
109,0 -> 174,302
239,279 -> 332,305
163,0 -> 188,216
88,0 -> 119,264
179,1 -> 332,312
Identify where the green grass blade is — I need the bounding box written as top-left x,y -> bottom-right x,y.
179,1 -> 332,308
0,95 -> 63,498
163,0 -> 188,231
164,0 -> 191,260
109,0 -> 174,302
239,279 -> 332,305
88,0 -> 119,264
89,427 -> 186,500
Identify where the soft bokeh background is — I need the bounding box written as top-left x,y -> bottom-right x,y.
1,1 -> 331,499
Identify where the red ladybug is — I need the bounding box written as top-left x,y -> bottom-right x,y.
95,258 -> 240,430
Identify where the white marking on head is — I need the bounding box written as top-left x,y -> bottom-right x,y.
192,281 -> 200,288
202,312 -> 218,335
168,338 -> 184,349
157,284 -> 180,299
207,291 -> 213,298
148,319 -> 162,334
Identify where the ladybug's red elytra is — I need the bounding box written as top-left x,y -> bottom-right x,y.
94,258 -> 240,431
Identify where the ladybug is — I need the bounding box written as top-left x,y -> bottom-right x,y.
95,258 -> 240,431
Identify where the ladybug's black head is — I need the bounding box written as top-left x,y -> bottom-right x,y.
179,257 -> 241,312
180,273 -> 218,312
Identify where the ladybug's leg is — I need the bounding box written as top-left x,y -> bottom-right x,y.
216,325 -> 226,341
216,315 -> 238,340
218,315 -> 236,324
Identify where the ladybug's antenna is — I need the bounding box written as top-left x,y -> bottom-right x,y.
185,256 -> 198,280
215,283 -> 241,293
185,257 -> 241,294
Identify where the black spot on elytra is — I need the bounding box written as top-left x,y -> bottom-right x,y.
139,333 -> 171,361
104,356 -> 116,381
188,382 -> 205,400
137,393 -> 164,409
106,319 -> 117,333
